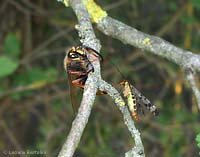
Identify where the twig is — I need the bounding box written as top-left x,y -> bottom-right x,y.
57,77 -> 97,157
21,0 -> 47,15
97,16 -> 200,72
21,28 -> 71,64
0,79 -> 66,98
185,68 -> 200,110
0,1 -> 9,15
82,1 -> 200,110
58,0 -> 145,157
103,0 -> 127,11
99,80 -> 145,157
0,120 -> 22,151
7,0 -> 29,14
155,4 -> 186,37
57,0 -> 101,156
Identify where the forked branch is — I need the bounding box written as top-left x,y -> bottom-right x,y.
185,68 -> 200,109
97,16 -> 200,109
58,0 -> 101,156
58,0 -> 144,157
82,0 -> 200,109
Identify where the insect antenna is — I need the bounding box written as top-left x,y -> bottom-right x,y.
109,59 -> 127,81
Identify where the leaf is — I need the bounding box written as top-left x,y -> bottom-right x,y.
169,2 -> 177,11
196,133 -> 200,149
3,33 -> 21,58
192,0 -> 200,10
181,15 -> 196,25
0,56 -> 19,78
26,67 -> 57,82
196,134 -> 200,142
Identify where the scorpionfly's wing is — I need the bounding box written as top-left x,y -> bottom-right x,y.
130,84 -> 159,117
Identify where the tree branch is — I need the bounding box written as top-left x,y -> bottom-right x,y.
97,16 -> 200,72
58,0 -> 145,157
99,80 -> 145,157
185,68 -> 200,109
96,15 -> 200,110
58,0 -> 101,156
86,3 -> 200,110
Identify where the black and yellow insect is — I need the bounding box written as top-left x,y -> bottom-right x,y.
120,80 -> 158,121
64,45 -> 106,113
64,45 -> 104,91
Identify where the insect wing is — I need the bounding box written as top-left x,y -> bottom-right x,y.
130,84 -> 159,116
65,45 -> 107,115
67,72 -> 79,115
80,45 -> 104,62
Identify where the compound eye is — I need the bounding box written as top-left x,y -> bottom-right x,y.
69,52 -> 79,58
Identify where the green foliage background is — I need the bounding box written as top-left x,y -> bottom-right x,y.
0,0 -> 199,157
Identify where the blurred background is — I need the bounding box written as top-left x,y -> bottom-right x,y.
0,0 -> 200,157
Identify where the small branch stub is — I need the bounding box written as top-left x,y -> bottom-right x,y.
185,68 -> 200,110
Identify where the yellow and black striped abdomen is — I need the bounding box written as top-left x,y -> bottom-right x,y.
121,81 -> 139,121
